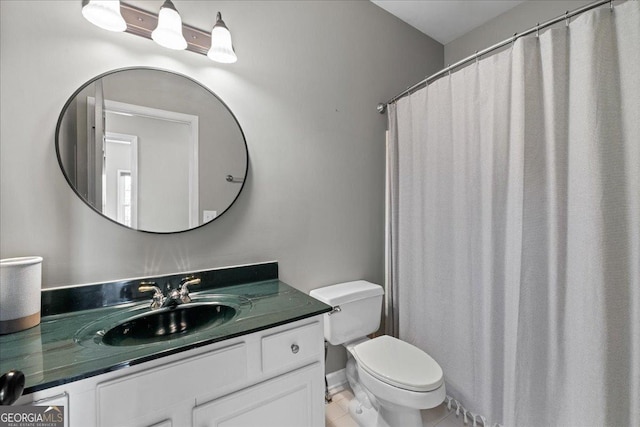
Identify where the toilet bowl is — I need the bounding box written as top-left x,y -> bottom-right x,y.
310,281 -> 446,427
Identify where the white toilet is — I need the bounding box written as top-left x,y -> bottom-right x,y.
310,280 -> 445,427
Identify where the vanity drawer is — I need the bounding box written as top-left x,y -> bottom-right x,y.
261,321 -> 322,374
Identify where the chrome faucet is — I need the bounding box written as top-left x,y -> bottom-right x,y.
161,286 -> 183,308
138,277 -> 201,310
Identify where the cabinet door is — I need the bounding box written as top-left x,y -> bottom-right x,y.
97,342 -> 247,427
31,392 -> 69,427
193,362 -> 324,427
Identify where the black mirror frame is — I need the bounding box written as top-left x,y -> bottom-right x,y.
55,67 -> 249,234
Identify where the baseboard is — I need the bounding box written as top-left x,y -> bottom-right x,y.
326,368 -> 348,394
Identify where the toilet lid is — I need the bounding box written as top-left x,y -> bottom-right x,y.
353,335 -> 444,392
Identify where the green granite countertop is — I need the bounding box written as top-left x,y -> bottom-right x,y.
0,280 -> 331,394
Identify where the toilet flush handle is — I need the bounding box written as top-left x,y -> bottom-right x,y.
291,344 -> 300,354
328,306 -> 342,315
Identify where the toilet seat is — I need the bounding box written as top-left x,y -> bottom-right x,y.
352,335 -> 444,392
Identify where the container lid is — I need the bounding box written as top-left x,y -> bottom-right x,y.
353,335 -> 444,392
0,256 -> 43,267
309,280 -> 383,306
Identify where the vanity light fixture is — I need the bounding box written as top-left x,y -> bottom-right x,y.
81,1 -> 238,63
82,0 -> 127,32
151,0 -> 187,50
208,12 -> 237,64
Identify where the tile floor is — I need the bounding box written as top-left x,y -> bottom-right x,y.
325,388 -> 468,427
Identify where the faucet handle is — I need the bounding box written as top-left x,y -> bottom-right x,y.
179,277 -> 201,303
138,281 -> 160,293
138,282 -> 164,310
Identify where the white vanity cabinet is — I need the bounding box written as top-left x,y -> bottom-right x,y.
193,320 -> 325,427
17,316 -> 325,427
29,392 -> 70,427
193,362 -> 323,427
96,342 -> 249,427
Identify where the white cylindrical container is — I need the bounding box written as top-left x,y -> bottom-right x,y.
0,256 -> 43,334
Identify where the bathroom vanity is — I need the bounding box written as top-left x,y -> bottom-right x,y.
0,263 -> 331,427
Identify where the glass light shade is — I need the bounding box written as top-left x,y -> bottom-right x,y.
207,14 -> 237,64
151,2 -> 187,50
82,0 -> 126,32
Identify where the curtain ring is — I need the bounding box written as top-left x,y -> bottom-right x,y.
565,11 -> 570,27
475,50 -> 479,64
512,32 -> 517,45
610,0 -> 614,11
536,23 -> 540,39
448,65 -> 451,77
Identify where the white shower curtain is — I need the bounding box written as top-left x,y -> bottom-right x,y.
387,2 -> 639,426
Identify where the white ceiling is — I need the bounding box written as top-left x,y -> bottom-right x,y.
370,0 -> 527,44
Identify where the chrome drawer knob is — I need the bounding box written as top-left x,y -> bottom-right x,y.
291,344 -> 300,354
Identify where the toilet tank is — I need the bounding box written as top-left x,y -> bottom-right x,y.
309,280 -> 384,345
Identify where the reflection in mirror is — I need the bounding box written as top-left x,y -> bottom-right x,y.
56,68 -> 248,233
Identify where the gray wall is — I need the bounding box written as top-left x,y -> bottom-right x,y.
445,0 -> 594,65
0,0 -> 441,287
0,1 -> 442,371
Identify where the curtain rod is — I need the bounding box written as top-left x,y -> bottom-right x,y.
377,0 -> 613,114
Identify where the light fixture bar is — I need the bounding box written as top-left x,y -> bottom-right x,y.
119,2 -> 210,56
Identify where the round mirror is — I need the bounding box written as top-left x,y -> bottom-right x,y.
56,68 -> 248,233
